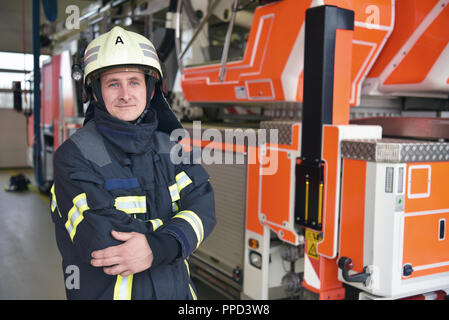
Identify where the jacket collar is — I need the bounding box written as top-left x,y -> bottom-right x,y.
93,107 -> 158,154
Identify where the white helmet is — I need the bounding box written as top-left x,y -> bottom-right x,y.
83,26 -> 162,83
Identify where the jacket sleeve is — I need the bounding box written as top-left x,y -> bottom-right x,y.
53,141 -> 152,264
158,153 -> 216,260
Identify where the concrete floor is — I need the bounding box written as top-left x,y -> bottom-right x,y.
0,168 -> 65,299
0,168 -> 227,300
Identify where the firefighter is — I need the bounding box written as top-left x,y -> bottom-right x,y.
50,26 -> 216,299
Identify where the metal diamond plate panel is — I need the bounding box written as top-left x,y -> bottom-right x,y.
260,121 -> 299,145
341,139 -> 449,163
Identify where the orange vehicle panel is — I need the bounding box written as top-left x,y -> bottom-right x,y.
350,27 -> 391,102
333,29 -> 353,125
41,55 -> 61,147
365,0 -> 449,93
403,161 -> 449,279
325,0 -> 393,27
367,0 -> 438,78
260,149 -> 295,242
409,167 -> 430,195
42,63 -> 54,126
181,0 -> 393,106
181,0 -> 309,103
384,3 -> 449,85
402,210 -> 449,279
246,145 -> 264,235
258,123 -> 301,244
338,159 -> 367,273
59,51 -> 76,147
260,150 -> 290,225
246,122 -> 301,237
326,0 -> 394,105
247,80 -> 274,99
317,126 -> 340,258
405,162 -> 449,213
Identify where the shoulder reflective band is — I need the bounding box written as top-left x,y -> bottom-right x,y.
168,184 -> 180,202
65,193 -> 90,241
50,184 -> 57,212
113,275 -> 133,300
50,184 -> 62,217
168,171 -> 193,203
173,210 -> 204,249
50,185 -> 62,218
148,218 -> 163,231
114,196 -> 146,214
184,260 -> 197,300
176,171 -> 193,192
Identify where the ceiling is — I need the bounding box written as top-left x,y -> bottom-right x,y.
0,0 -> 95,54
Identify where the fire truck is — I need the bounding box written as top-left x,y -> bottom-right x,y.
29,0 -> 449,300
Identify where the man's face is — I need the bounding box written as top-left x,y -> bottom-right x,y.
100,67 -> 147,122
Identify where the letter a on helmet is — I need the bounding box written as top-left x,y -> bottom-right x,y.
115,36 -> 124,45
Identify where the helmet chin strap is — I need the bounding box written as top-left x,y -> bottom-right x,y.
90,75 -> 158,125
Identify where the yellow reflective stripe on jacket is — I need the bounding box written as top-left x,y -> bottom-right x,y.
113,275 -> 133,300
173,210 -> 204,249
184,260 -> 190,276
168,171 -> 193,205
168,184 -> 180,202
175,171 -> 192,192
184,260 -> 197,300
64,193 -> 89,241
50,184 -> 57,212
114,196 -> 146,214
189,281 -> 197,300
148,218 -> 163,231
50,184 -> 62,218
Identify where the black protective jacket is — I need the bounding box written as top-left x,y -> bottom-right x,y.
50,90 -> 215,299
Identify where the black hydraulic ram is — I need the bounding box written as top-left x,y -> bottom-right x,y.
295,5 -> 354,231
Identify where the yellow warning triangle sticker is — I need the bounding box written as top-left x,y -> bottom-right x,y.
307,242 -> 319,259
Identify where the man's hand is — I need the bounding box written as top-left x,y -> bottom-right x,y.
90,230 -> 153,277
